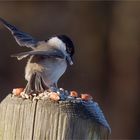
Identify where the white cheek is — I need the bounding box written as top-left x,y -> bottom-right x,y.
59,43 -> 66,53
47,37 -> 66,52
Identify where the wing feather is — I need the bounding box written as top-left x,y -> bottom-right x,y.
11,49 -> 65,60
0,17 -> 38,48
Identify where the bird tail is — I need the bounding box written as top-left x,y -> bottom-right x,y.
24,72 -> 48,94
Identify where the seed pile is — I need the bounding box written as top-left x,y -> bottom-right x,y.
12,88 -> 93,102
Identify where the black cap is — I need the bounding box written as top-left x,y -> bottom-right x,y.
57,35 -> 75,57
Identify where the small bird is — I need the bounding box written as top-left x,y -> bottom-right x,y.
0,18 -> 75,94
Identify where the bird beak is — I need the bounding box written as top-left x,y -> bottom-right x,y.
66,55 -> 73,65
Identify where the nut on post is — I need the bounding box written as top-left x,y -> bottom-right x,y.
81,94 -> 92,101
49,92 -> 60,101
12,88 -> 24,96
70,91 -> 78,97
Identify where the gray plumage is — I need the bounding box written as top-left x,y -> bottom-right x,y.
0,18 -> 74,94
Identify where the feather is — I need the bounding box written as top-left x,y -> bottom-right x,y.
0,17 -> 38,49
24,72 -> 48,94
11,49 -> 65,60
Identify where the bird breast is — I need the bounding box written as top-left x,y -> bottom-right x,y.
25,55 -> 67,86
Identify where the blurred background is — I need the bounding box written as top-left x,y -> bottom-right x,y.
0,1 -> 140,139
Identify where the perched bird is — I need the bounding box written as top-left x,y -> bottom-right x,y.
0,18 -> 74,94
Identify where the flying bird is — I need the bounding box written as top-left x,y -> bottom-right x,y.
0,18 -> 75,94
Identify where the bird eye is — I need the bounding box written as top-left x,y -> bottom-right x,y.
67,47 -> 72,53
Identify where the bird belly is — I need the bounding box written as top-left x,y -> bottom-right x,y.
25,57 -> 67,88
43,58 -> 67,87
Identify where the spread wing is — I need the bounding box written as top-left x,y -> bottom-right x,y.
0,17 -> 38,49
11,49 -> 65,60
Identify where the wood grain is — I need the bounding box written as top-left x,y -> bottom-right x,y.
0,94 -> 109,140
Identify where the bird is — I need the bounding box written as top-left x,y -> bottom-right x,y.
0,18 -> 75,94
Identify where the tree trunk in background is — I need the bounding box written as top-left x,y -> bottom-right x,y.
109,2 -> 140,138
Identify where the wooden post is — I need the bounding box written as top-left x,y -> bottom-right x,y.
0,94 -> 110,140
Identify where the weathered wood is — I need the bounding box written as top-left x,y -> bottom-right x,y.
0,94 -> 110,140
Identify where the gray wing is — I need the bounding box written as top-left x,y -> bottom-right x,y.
0,17 -> 38,49
11,49 -> 65,60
